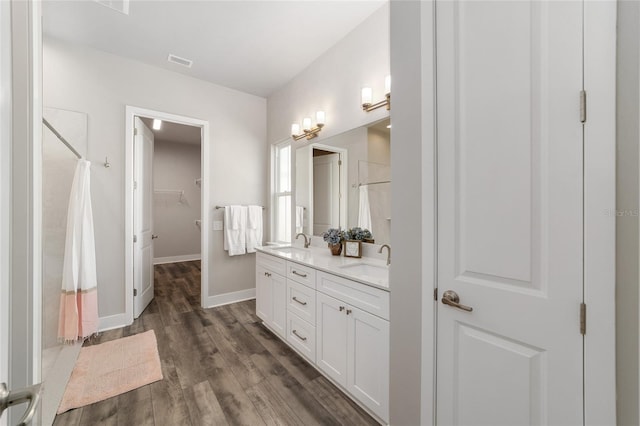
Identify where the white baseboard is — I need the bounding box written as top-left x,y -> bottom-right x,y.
153,254 -> 201,265
99,312 -> 130,332
204,288 -> 256,309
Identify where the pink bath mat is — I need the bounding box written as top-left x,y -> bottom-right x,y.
57,330 -> 163,414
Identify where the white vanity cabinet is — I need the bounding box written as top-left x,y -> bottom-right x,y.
256,253 -> 287,338
255,249 -> 389,424
316,284 -> 389,422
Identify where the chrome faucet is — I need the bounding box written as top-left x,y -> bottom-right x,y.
379,244 -> 391,266
296,233 -> 310,248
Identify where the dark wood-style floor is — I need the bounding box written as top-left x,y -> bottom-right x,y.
53,261 -> 379,426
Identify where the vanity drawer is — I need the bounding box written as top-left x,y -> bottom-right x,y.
316,271 -> 389,320
286,311 -> 316,363
256,252 -> 286,276
287,279 -> 316,325
287,261 -> 316,288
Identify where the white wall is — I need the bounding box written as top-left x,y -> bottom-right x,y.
153,140 -> 202,262
616,1 -> 639,424
389,2 -> 435,424
267,4 -> 390,145
44,37 -> 266,322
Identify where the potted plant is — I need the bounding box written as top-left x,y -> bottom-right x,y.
322,228 -> 345,255
344,227 -> 374,244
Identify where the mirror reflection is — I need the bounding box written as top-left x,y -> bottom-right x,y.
295,118 -> 391,245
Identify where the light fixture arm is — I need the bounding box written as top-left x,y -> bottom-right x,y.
362,93 -> 391,112
292,123 -> 324,141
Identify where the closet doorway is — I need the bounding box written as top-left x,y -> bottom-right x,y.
125,107 -> 210,322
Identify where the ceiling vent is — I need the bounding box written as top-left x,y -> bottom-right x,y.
93,0 -> 129,15
167,54 -> 193,68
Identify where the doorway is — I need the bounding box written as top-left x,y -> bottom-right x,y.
142,117 -> 203,312
125,107 -> 210,323
296,143 -> 347,237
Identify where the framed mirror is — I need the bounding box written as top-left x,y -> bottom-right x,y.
294,118 -> 391,245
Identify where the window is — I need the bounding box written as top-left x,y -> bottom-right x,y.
273,141 -> 292,243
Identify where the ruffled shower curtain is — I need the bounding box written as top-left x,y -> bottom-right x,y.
58,159 -> 99,342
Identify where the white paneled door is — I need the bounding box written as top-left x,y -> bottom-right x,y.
133,117 -> 155,318
436,1 -> 584,425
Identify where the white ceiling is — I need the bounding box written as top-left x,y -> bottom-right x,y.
42,0 -> 386,97
140,117 -> 201,145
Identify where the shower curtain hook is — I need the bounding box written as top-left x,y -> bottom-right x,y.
104,157 -> 111,168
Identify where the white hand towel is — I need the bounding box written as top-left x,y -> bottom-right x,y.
295,206 -> 304,234
358,186 -> 372,231
224,205 -> 247,255
246,205 -> 263,253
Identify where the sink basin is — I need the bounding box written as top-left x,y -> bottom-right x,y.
270,246 -> 309,255
338,262 -> 389,280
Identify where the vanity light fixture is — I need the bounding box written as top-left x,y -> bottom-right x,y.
291,111 -> 325,141
362,75 -> 391,112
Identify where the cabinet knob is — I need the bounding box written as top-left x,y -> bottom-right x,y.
346,309 -> 352,315
339,306 -> 345,312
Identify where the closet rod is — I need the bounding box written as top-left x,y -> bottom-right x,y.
215,205 -> 265,210
43,118 -> 82,159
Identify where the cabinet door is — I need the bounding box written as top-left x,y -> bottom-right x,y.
270,272 -> 287,338
316,292 -> 349,387
347,306 -> 389,422
256,265 -> 272,323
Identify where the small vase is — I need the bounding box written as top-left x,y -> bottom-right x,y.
328,243 -> 342,256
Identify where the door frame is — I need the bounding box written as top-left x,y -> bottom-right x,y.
0,1 -> 12,425
124,106 -> 210,324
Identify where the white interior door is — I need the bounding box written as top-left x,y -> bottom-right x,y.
133,117 -> 154,318
313,153 -> 341,235
436,1 -> 584,424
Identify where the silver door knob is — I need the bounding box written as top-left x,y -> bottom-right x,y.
441,290 -> 473,312
0,382 -> 42,426
152,234 -> 158,239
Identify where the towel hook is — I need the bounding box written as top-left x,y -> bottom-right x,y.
104,157 -> 111,168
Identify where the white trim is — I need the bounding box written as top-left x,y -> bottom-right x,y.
203,288 -> 256,309
583,1 -> 617,424
419,2 -> 436,425
30,0 -> 43,387
153,254 -> 201,265
125,106 -> 211,324
98,313 -> 130,332
0,3 -> 11,422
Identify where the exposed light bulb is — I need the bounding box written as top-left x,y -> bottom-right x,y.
302,117 -> 312,131
361,87 -> 373,105
152,119 -> 162,130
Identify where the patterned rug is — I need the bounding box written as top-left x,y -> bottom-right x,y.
57,330 -> 163,413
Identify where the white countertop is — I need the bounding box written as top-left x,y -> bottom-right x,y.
256,244 -> 390,292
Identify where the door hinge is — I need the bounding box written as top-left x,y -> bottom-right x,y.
580,90 -> 587,123
133,235 -> 137,243
134,288 -> 138,297
134,128 -> 138,136
338,160 -> 342,166
580,302 -> 587,335
434,288 -> 438,301
134,181 -> 138,190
